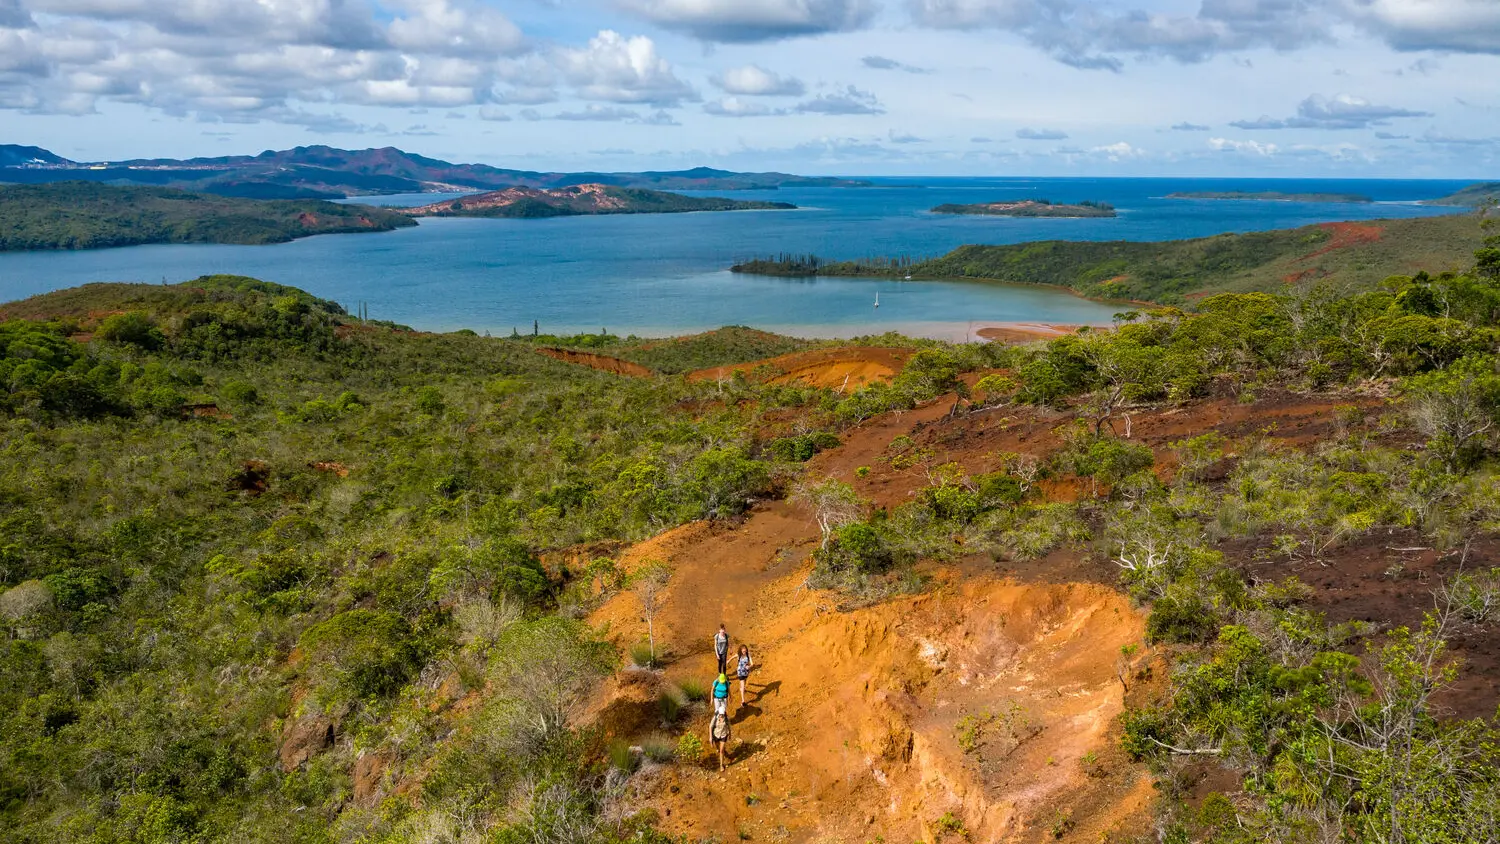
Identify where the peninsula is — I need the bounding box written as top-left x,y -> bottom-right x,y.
404,184 -> 795,218
1425,182 -> 1500,207
1167,190 -> 1373,203
731,212 -> 1482,303
930,199 -> 1116,217
0,182 -> 415,251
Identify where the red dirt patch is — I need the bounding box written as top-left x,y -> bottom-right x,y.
535,348 -> 654,378
311,461 -> 350,477
1303,221 -> 1383,261
687,346 -> 912,391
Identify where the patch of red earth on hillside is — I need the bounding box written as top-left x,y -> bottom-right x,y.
1302,221 -> 1384,261
1223,532 -> 1500,721
184,403 -> 232,420
311,461 -> 350,477
1283,267 -> 1326,285
535,347 -> 654,377
297,212 -> 320,226
687,346 -> 912,391
587,502 -> 1153,842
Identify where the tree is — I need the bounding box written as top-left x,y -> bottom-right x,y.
792,477 -> 865,549
632,561 -> 671,667
1403,355 -> 1500,471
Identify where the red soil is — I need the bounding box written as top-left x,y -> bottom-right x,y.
1303,221 -> 1384,261
534,347 -> 654,377
687,347 -> 912,391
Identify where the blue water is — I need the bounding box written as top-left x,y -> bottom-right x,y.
0,177 -> 1472,338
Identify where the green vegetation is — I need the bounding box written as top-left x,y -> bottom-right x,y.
1427,182 -> 1500,207
6,230 -> 1500,842
0,275 -> 850,843
930,199 -> 1116,217
1167,191 -> 1373,203
0,182 -> 415,251
731,212 -> 1485,304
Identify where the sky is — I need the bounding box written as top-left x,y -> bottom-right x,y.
2,0 -> 1499,177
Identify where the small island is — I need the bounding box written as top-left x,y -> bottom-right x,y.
1425,182 -> 1500,207
0,182 -> 416,251
1167,191 -> 1373,203
404,184 -> 795,218
929,199 -> 1116,218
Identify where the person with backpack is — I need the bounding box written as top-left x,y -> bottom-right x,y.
710,672 -> 732,770
734,644 -> 753,707
713,623 -> 729,675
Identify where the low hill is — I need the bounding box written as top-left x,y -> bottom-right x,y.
0,182 -> 416,251
405,184 -> 795,218
733,212 -> 1485,303
0,144 -> 73,167
1427,182 -> 1500,207
0,144 -> 871,198
931,199 -> 1116,218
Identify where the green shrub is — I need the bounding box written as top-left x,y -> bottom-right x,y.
674,732 -> 703,762
95,311 -> 165,350
679,679 -> 708,702
642,734 -> 677,763
299,609 -> 425,705
220,380 -> 259,406
629,641 -> 655,668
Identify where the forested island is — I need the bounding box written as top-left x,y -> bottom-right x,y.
732,212 -> 1485,302
0,182 -> 415,251
1167,190 -> 1374,203
405,184 -> 795,218
930,199 -> 1116,217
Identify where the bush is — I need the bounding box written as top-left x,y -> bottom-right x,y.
678,679 -> 708,702
95,311 -> 165,350
629,641 -> 655,668
674,732 -> 703,762
299,609 -> 426,705
643,734 -> 677,763
220,380 -> 259,406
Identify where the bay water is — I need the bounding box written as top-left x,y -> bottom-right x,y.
0,176 -> 1470,338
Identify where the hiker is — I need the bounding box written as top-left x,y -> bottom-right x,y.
735,644 -> 753,706
710,672 -> 732,770
713,622 -> 729,675
709,706 -> 731,771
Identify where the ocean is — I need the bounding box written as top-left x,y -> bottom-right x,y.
0,176 -> 1472,338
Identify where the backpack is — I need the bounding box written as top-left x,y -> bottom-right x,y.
713,678 -> 729,699
711,712 -> 730,742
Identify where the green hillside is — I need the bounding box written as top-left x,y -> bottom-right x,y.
734,212 -> 1486,304
0,182 -> 415,251
1428,182 -> 1500,207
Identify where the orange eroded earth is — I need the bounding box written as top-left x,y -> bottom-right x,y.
534,347 -> 655,377
687,346 -> 913,391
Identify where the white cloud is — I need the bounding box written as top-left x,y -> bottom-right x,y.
1230,93 -> 1431,129
385,0 -> 526,58
711,64 -> 804,96
1091,141 -> 1143,160
704,96 -> 783,116
1347,0 -> 1500,54
553,30 -> 696,106
1171,121 -> 1210,131
1209,136 -> 1279,155
620,0 -> 876,42
794,85 -> 883,115
1016,127 -> 1066,139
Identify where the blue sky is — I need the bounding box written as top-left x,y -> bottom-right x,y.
2,0 -> 1498,176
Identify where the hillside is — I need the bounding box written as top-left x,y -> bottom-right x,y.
8,247 -> 1500,842
0,182 -> 416,250
4,254 -> 1500,842
0,144 -> 871,198
1428,182 -> 1500,207
733,212 -> 1485,303
404,183 -> 795,218
931,199 -> 1116,217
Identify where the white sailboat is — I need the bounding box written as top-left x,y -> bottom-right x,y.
874,291 -> 880,308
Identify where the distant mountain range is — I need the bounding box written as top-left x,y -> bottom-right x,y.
404,184 -> 796,218
0,143 -> 871,199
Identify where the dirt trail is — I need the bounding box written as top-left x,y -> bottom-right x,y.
586,400 -> 1153,842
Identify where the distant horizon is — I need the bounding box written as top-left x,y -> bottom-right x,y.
4,141 -> 1496,184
